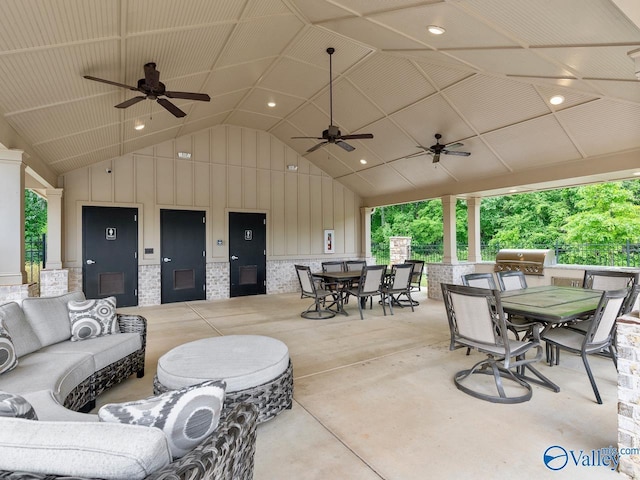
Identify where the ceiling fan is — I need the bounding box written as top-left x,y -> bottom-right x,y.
406,133 -> 471,163
83,62 -> 210,118
292,48 -> 374,153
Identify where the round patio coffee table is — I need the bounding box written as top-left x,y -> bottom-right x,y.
153,335 -> 293,423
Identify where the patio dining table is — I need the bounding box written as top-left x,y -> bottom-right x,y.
313,270 -> 362,316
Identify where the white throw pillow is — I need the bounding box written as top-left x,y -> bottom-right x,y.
98,380 -> 226,459
68,296 -> 118,341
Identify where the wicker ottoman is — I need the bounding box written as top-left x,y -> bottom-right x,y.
153,335 -> 293,424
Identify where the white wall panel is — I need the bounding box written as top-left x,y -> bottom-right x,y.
297,174 -> 311,255
243,167 -> 257,209
90,163 -> 112,202
227,165 -> 242,208
176,160 -> 194,206
156,158 -> 175,205
114,156 -> 135,204
211,164 -> 226,259
227,127 -> 242,166
242,129 -> 257,168
194,162 -> 210,207
285,171 -> 298,255
271,171 -> 285,256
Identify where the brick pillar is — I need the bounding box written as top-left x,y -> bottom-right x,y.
617,310 -> 640,479
390,237 -> 411,265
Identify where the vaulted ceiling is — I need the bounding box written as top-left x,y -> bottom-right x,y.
1,0 -> 639,206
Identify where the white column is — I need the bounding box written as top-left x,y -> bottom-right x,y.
442,195 -> 458,264
44,188 -> 63,270
362,207 -> 375,260
0,150 -> 26,285
467,197 -> 482,263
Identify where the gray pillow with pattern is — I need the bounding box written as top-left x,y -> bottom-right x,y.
0,320 -> 18,375
0,392 -> 37,420
98,380 -> 226,459
68,296 -> 118,341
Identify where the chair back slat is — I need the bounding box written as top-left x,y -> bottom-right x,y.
295,265 -> 316,295
496,271 -> 527,291
583,270 -> 638,291
322,261 -> 345,273
360,265 -> 386,294
404,260 -> 424,285
345,261 -> 366,272
462,273 -> 496,290
450,291 -> 497,344
390,264 -> 413,289
587,289 -> 628,345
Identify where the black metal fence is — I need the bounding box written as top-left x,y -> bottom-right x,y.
25,234 -> 46,284
371,240 -> 640,268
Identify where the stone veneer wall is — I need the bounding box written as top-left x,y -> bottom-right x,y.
207,262 -> 229,300
138,264 -> 161,306
390,237 -> 411,265
426,263 -> 475,300
0,283 -> 39,303
617,310 -> 640,479
67,267 -> 82,293
39,269 -> 69,297
267,259 -> 354,295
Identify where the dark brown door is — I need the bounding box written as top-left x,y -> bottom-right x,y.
229,212 -> 266,297
82,206 -> 138,307
160,209 -> 206,304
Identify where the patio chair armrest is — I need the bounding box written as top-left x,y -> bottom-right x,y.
117,314 -> 148,348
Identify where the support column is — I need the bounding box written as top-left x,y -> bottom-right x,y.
467,197 -> 482,263
362,207 -> 375,263
442,195 -> 458,264
45,188 -> 63,269
0,150 -> 26,286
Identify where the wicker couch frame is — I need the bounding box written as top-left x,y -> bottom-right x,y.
154,360 -> 294,424
0,403 -> 258,480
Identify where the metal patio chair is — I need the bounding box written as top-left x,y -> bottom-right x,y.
295,265 -> 338,320
381,263 -> 415,315
346,264 -> 387,319
461,272 -> 497,289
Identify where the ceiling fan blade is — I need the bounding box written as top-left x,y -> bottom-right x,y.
336,140 -> 355,152
432,152 -> 441,163
340,133 -> 374,140
115,96 -> 146,109
84,75 -> 138,91
443,150 -> 471,156
292,136 -> 324,140
165,91 -> 211,102
444,142 -> 464,149
306,141 -> 328,153
144,63 -> 160,90
157,98 -> 186,117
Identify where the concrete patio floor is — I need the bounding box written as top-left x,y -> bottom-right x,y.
102,289 -> 622,479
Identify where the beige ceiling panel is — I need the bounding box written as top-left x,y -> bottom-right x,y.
392,50 -> 474,69
259,57 -> 327,98
244,0 -> 292,17
533,85 -> 599,111
435,137 -> 507,180
37,124 -> 120,165
447,49 -> 575,78
357,164 -> 414,196
270,121 -> 312,155
445,75 -> 550,133
0,0 -> 118,52
330,0 -> 440,16
186,90 -> 249,121
522,77 -> 601,95
557,99 -> 640,156
0,41 -> 120,112
391,94 -> 475,147
413,61 -> 476,90
206,58 -> 276,96
7,94 -> 121,145
539,46 -> 640,81
336,173 -> 376,197
372,3 -> 518,49
461,0 -> 640,46
318,17 -> 429,51
123,127 -> 182,156
355,118 -> 421,161
348,54 -> 436,115
315,139 -> 380,172
124,25 -> 233,81
237,88 -> 305,118
289,0 -> 353,22
226,111 -> 281,132
587,79 -> 640,103
285,27 -> 373,73
126,0 -> 242,33
313,79 -> 383,132
178,113 -> 229,138
287,103 -> 330,137
306,150 -> 353,178
123,107 -> 190,142
388,155 -> 453,188
483,116 -> 581,170
217,15 -> 305,68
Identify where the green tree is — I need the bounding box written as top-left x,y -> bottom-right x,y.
24,190 -> 47,240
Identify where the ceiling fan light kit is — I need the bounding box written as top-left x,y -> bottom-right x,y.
291,48 -> 374,154
84,62 -> 210,118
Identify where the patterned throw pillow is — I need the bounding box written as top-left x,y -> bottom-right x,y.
0,320 -> 18,375
0,391 -> 37,420
68,297 -> 118,342
98,380 -> 226,459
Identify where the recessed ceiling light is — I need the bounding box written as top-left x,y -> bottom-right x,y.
360,159 -> 367,165
134,122 -> 145,131
509,189 -> 518,193
427,25 -> 445,35
634,171 -> 640,176
549,95 -> 565,106
267,101 -> 276,108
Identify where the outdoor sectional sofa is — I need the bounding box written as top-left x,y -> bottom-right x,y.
0,292 -> 257,480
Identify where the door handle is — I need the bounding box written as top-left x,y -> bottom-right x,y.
163,257 -> 172,263
231,255 -> 239,260
86,259 -> 96,265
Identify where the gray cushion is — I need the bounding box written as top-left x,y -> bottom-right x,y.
0,351 -> 94,401
156,335 -> 290,392
0,417 -> 171,480
0,321 -> 17,375
68,296 -> 118,341
21,390 -> 98,422
39,332 -> 142,371
21,291 -> 85,347
99,380 -> 226,459
0,391 -> 37,420
0,302 -> 41,357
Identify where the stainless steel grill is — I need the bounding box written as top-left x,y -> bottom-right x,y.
494,249 -> 556,276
